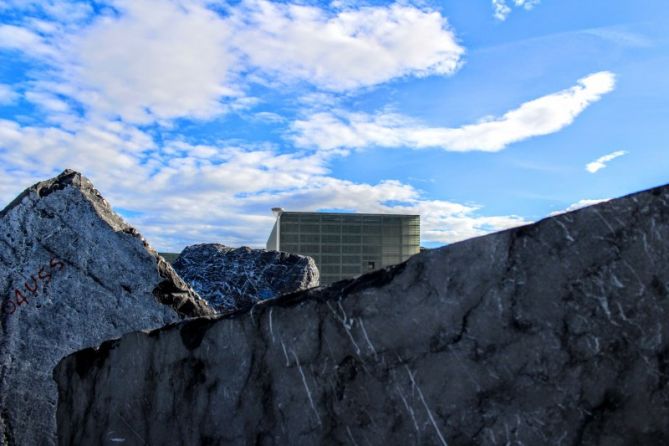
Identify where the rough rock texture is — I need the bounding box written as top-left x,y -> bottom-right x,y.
55,184 -> 669,446
0,170 -> 214,446
173,244 -> 319,312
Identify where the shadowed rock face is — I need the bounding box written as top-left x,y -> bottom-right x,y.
173,243 -> 319,312
0,170 -> 214,446
55,184 -> 669,446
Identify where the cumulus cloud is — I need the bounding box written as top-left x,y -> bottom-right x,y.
585,150 -> 627,173
229,1 -> 464,91
0,0 -> 464,124
60,0 -> 239,123
493,0 -> 541,21
292,71 -> 616,152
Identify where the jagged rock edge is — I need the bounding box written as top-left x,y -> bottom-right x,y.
0,169 -> 212,318
57,181 -> 669,371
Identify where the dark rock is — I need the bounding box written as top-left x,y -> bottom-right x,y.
173,244 -> 319,312
0,170 -> 214,445
55,183 -> 669,445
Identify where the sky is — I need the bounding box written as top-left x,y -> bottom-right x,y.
0,0 -> 667,251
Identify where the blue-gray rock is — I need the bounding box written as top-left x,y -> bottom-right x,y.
173,244 -> 319,312
55,183 -> 669,445
0,170 -> 214,446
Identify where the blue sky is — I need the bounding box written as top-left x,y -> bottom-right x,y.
0,0 -> 667,251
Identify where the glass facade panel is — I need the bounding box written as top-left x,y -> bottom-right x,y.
321,215 -> 342,223
282,243 -> 299,252
300,234 -> 319,243
322,225 -> 340,234
322,245 -> 341,254
342,265 -> 361,274
282,234 -> 299,243
321,265 -> 340,274
322,234 -> 341,243
269,212 -> 420,285
363,235 -> 382,244
322,255 -> 341,263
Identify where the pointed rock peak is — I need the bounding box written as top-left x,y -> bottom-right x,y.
0,170 -> 213,445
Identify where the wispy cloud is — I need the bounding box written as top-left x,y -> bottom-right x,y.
583,28 -> 653,48
492,0 -> 541,21
586,150 -> 627,173
292,71 -> 616,152
0,84 -> 19,105
0,24 -> 57,57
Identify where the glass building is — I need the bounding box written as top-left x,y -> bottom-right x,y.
266,209 -> 420,285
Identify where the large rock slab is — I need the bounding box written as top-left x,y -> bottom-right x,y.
173,244 -> 319,312
55,184 -> 669,445
0,170 -> 214,445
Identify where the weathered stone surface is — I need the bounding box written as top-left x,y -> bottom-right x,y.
173,244 -> 319,312
55,184 -> 669,445
0,170 -> 214,446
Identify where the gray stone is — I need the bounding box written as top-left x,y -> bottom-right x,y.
55,184 -> 669,445
173,244 -> 319,312
0,170 -> 214,446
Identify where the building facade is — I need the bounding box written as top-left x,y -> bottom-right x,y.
267,210 -> 420,285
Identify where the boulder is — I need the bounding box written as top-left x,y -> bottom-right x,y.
55,184 -> 669,445
173,244 -> 319,312
0,170 -> 214,445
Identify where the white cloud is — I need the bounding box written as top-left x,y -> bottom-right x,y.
292,71 -> 616,152
493,0 -> 541,21
229,1 -> 464,91
59,0 -> 239,124
1,0 -> 464,124
0,0 -> 93,24
0,1 -> 605,251
492,0 -> 512,21
0,24 -> 57,57
0,116 -> 528,250
549,198 -> 610,216
585,150 -> 627,173
252,111 -> 286,123
0,84 -> 19,105
25,91 -> 71,113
